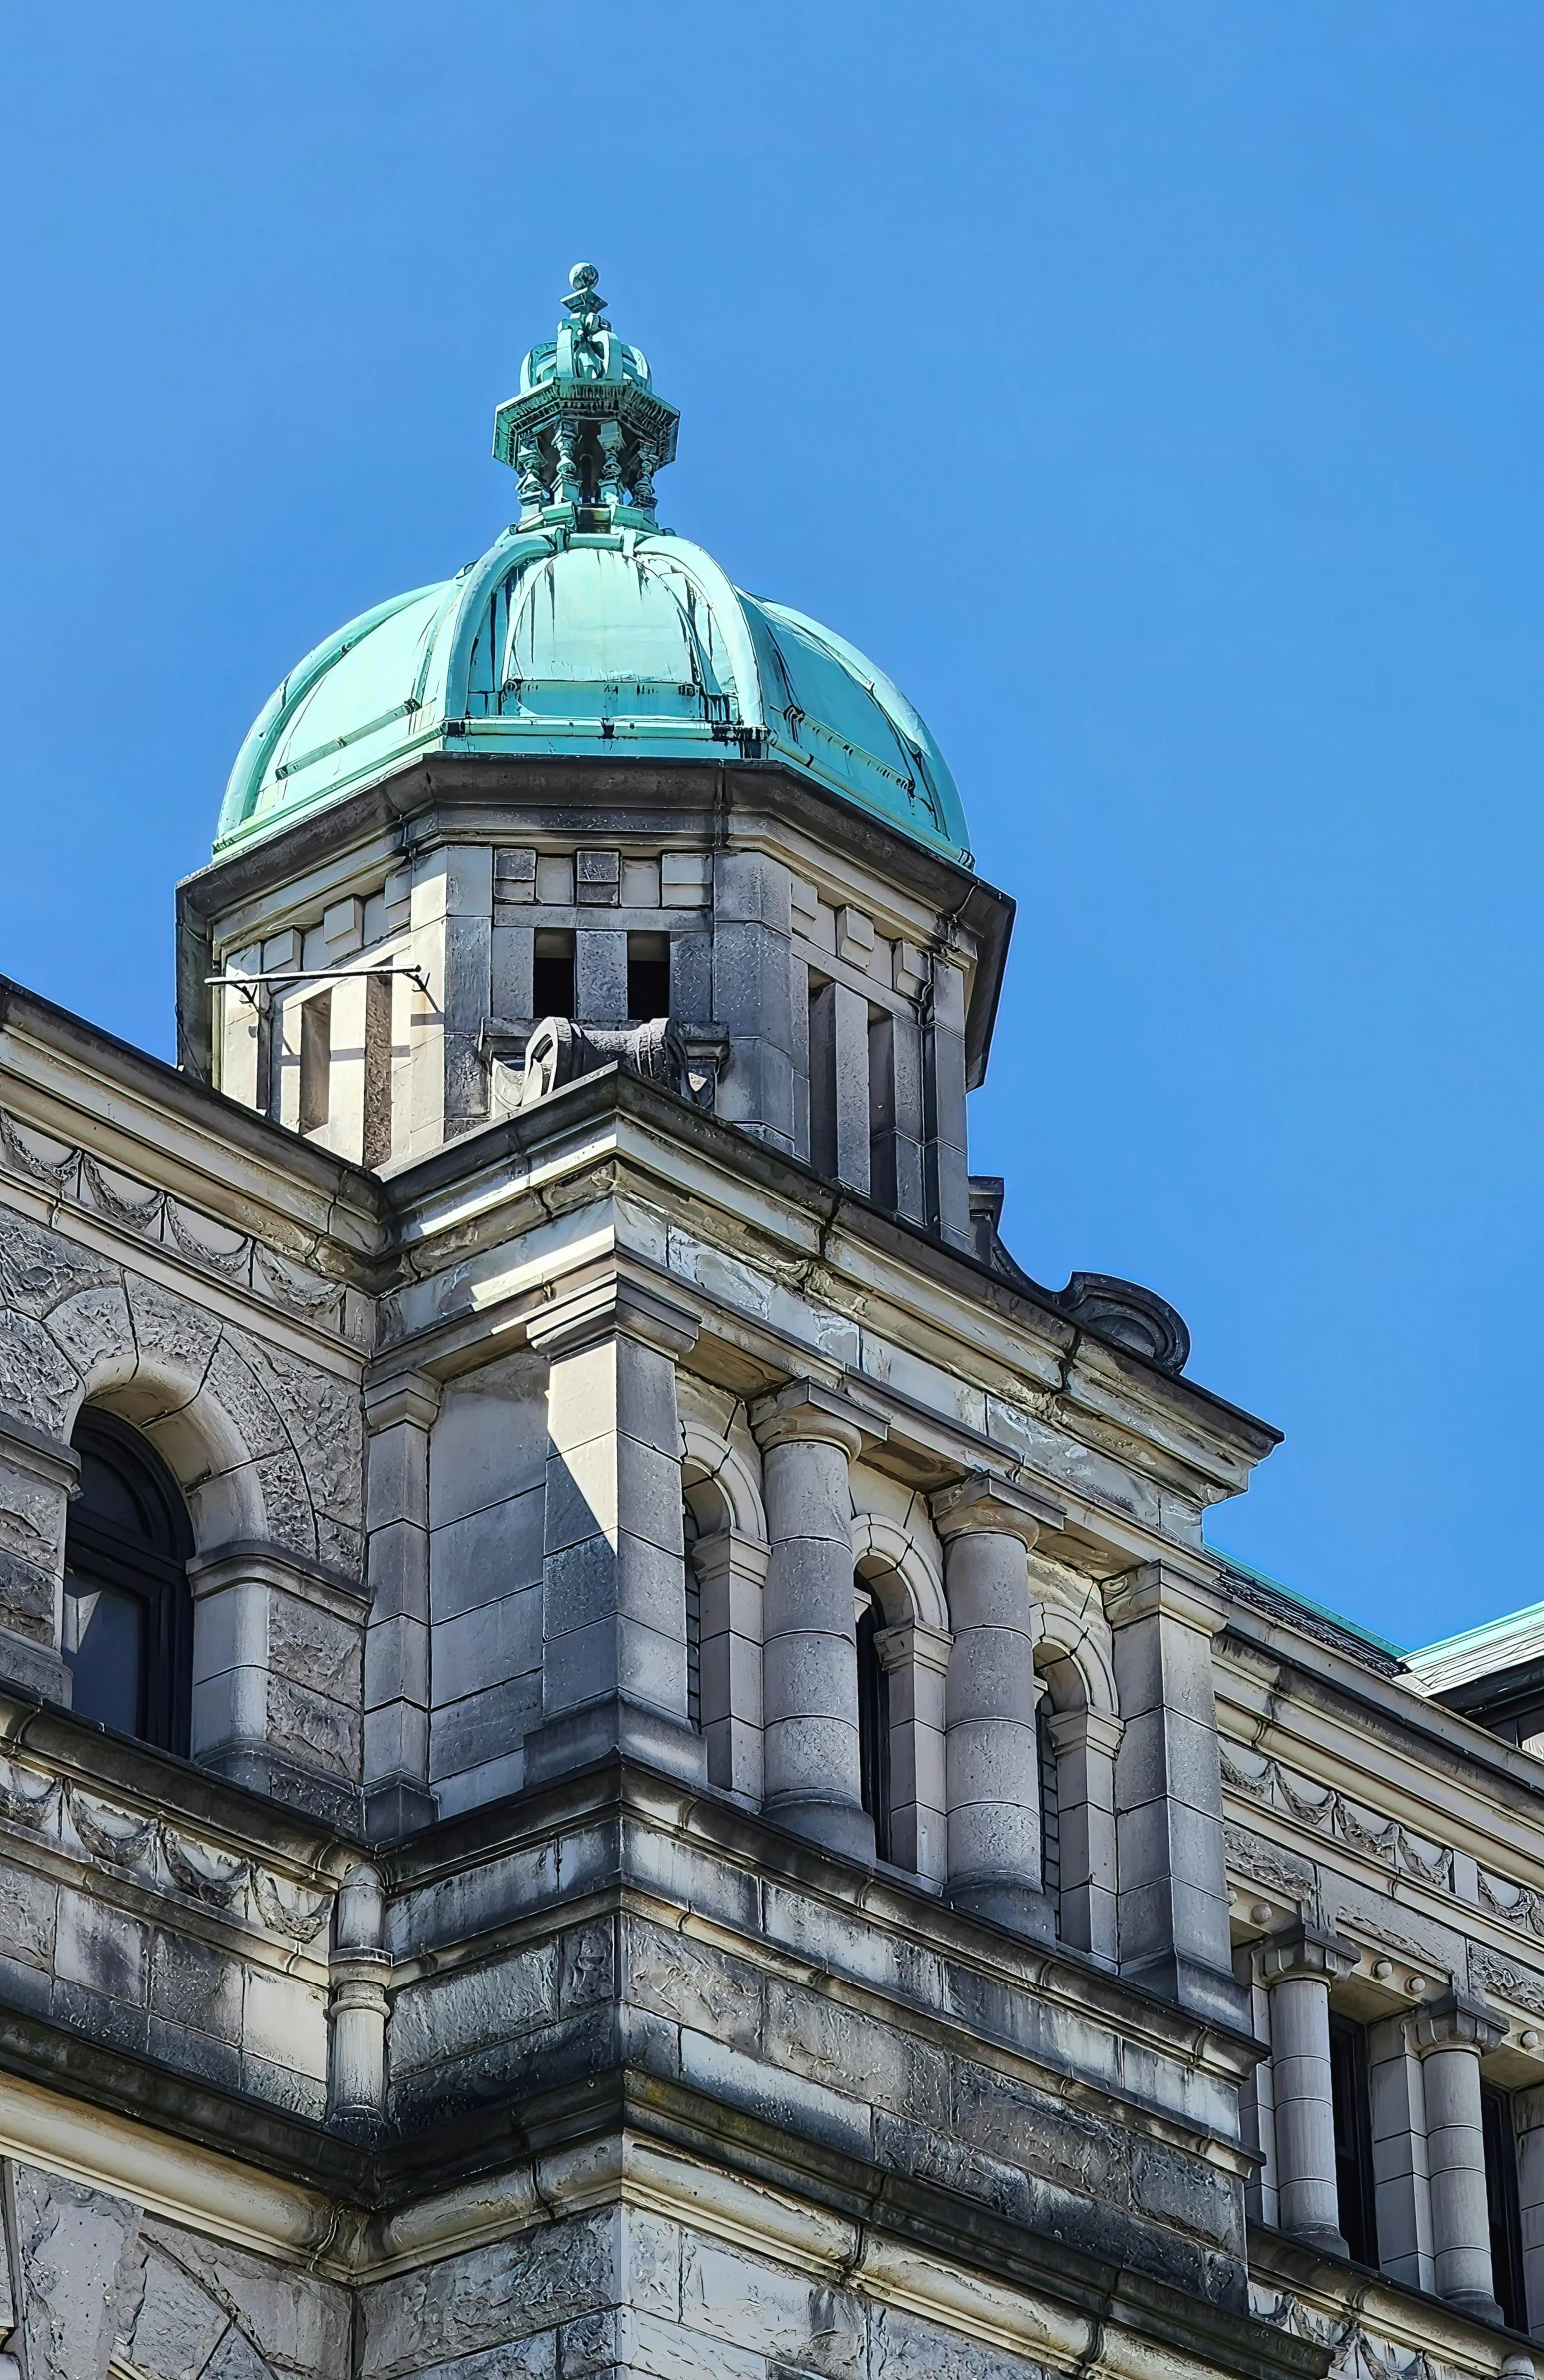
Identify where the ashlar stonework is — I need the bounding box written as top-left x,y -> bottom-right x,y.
0,266 -> 1537,2380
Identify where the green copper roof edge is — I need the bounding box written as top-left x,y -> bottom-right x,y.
1404,1597 -> 1544,1671
1207,1545 -> 1409,1660
213,719 -> 450,854
216,583 -> 449,848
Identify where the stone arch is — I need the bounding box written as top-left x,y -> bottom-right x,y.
848,1503 -> 948,1635
680,1411 -> 766,1545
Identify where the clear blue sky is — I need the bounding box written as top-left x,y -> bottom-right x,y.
1,5 -> 1539,1652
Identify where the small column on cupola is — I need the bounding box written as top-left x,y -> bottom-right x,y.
492,263 -> 681,532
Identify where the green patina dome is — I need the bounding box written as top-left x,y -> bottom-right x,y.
216,268 -> 970,867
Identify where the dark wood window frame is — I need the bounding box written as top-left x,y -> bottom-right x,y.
63,1411 -> 194,1755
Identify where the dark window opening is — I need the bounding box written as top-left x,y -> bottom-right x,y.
683,1501 -> 701,1732
1328,2014 -> 1379,2267
533,929 -> 576,1019
298,990 -> 332,1134
855,1589 -> 891,1862
1037,1698 -> 1061,1932
63,1412 -> 193,1754
627,932 -> 671,1021
1483,2082 -> 1528,2331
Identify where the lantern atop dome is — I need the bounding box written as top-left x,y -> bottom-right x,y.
491,262 -> 681,530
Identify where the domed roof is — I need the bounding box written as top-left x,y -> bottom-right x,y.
216,268 -> 970,867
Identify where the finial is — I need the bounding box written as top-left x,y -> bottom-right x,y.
493,262 -> 680,529
562,262 -> 610,338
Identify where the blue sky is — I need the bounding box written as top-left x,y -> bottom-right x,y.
1,4 -> 1540,1651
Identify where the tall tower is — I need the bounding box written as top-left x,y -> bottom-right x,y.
0,269 -> 1339,2380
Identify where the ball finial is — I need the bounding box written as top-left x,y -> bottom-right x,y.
569,262 -> 599,293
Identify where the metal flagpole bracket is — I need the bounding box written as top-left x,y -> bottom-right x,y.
206,965 -> 433,1010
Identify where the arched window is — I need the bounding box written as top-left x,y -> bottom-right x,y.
63,1412 -> 193,1753
855,1588 -> 892,1861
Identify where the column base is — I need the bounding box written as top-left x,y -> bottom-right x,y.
765,1795 -> 876,1863
1288,2222 -> 1351,2260
1441,2289 -> 1505,2325
946,1878 -> 1057,1944
1120,1947 -> 1253,2030
365,1779 -> 439,1842
524,1696 -> 708,1790
198,1746 -> 363,1832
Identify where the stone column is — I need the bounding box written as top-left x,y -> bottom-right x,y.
362,1375 -> 440,1841
1262,1922 -> 1361,2255
328,1861 -> 389,2140
932,1472 -> 1056,1941
0,1417 -> 74,1703
525,1277 -> 706,1788
1044,1705 -> 1123,1966
1105,1562 -> 1245,2025
1416,1991 -> 1507,2322
751,1380 -> 886,1861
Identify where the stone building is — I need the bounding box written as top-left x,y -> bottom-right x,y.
0,262 -> 1538,2380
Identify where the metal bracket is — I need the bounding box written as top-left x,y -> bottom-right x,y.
206,966 -> 431,1011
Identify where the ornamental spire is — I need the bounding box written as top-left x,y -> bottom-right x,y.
492,262 -> 680,531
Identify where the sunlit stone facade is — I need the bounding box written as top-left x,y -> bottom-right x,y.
0,266 -> 1537,2380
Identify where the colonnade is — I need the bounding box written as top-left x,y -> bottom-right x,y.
1264,1928 -> 1510,2324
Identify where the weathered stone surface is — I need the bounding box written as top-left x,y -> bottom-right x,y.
44,1282 -> 135,1385
124,1274 -> 222,1388
360,2213 -> 614,2377
391,1941 -> 559,2073
265,1673 -> 361,1780
625,1922 -> 763,2050
138,2222 -> 351,2378
11,2164 -> 141,2380
0,1860 -> 56,1969
871,2304 -> 1049,2380
0,1310 -> 80,1436
0,1213 -> 118,1317
951,2061 -> 1128,2202
679,2235 -> 864,2378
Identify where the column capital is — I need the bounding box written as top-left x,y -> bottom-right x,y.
1416,1989 -> 1506,2056
1262,1921 -> 1360,1986
526,1272 -> 700,1361
1103,1559 -> 1227,1638
931,1470 -> 1057,1549
363,1371 -> 442,1434
750,1377 -> 886,1459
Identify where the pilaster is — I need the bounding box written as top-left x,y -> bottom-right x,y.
525,1276 -> 706,1789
